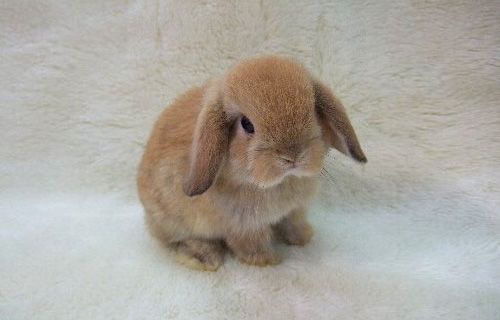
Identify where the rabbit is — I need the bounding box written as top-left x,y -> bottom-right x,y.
137,56 -> 366,271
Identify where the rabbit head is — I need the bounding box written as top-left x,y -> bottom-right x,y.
183,56 -> 366,196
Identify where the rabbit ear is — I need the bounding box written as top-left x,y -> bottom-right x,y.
314,80 -> 367,163
183,84 -> 229,196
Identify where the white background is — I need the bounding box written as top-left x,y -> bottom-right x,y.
1,1 -> 499,319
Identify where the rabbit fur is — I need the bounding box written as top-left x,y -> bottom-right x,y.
137,56 -> 366,271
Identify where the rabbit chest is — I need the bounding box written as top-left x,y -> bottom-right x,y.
213,176 -> 319,231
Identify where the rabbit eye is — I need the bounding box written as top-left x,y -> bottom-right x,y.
240,116 -> 255,134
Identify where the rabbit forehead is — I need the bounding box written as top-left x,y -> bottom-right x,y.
224,57 -> 316,137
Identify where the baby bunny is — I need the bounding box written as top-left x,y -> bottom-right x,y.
137,56 -> 366,271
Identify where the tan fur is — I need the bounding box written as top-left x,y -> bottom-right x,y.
314,81 -> 367,162
273,208 -> 313,246
137,56 -> 366,271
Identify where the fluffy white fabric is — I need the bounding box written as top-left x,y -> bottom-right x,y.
1,1 -> 499,319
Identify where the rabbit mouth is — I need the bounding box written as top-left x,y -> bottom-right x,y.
285,166 -> 317,179
252,166 -> 317,189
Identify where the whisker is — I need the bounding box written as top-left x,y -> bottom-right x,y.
252,145 -> 274,153
308,135 -> 322,142
321,167 -> 335,184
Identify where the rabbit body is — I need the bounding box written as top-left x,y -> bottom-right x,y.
138,56 -> 366,270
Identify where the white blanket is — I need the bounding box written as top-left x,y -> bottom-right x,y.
1,1 -> 499,319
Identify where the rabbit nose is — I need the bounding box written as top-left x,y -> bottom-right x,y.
280,154 -> 294,163
278,144 -> 302,167
279,154 -> 297,168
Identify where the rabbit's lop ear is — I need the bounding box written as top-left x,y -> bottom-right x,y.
314,80 -> 367,163
183,83 -> 229,196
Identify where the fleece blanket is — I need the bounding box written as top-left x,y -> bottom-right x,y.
1,1 -> 499,319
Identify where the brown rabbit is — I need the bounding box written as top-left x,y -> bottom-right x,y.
137,56 -> 366,271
